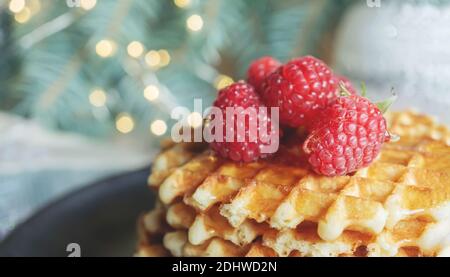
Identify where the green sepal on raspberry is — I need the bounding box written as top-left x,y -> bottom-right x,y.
375,88 -> 398,114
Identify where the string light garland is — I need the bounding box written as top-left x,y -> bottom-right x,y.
7,0 -> 204,138
3,0 -> 351,142
8,0 -> 212,138
10,1 -> 205,139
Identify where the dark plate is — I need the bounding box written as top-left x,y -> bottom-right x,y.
0,168 -> 154,257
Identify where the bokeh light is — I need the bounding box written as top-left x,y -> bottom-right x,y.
89,89 -> 107,107
151,120 -> 167,136
186,14 -> 203,32
145,50 -> 161,67
80,0 -> 97,11
144,85 -> 160,102
116,114 -> 135,134
174,0 -> 191,8
9,0 -> 25,13
158,49 -> 171,67
187,112 -> 203,128
127,41 -> 145,58
96,39 -> 116,58
14,7 -> 31,23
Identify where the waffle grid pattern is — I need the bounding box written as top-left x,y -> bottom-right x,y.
136,111 -> 450,257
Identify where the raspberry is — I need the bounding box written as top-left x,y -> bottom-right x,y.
209,81 -> 279,162
262,56 -> 338,128
213,81 -> 261,110
247,56 -> 281,94
303,94 -> 390,176
334,75 -> 357,95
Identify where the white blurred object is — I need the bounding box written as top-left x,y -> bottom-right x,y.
0,113 -> 154,238
334,0 -> 450,123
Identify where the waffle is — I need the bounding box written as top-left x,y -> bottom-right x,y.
137,202 -> 447,257
135,203 -> 170,257
137,111 -> 450,257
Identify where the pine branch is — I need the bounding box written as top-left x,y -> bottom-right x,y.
0,0 -> 356,137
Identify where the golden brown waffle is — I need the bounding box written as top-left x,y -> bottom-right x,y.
135,203 -> 170,257
165,201 -> 450,257
137,204 -> 446,257
137,111 -> 450,257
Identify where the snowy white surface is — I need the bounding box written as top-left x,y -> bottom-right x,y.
334,1 -> 450,123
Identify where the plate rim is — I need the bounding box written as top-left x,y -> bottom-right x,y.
0,167 -> 151,256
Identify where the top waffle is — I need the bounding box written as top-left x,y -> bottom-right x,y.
148,111 -> 450,256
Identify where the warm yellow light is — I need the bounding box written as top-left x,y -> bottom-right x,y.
214,75 -> 234,90
158,49 -> 171,67
127,41 -> 144,58
145,50 -> 161,67
116,114 -> 135,134
28,0 -> 41,14
96,39 -> 116,58
14,7 -> 31,23
151,120 -> 167,136
188,112 -> 203,128
186,14 -> 203,32
174,0 -> 191,8
81,0 -> 97,10
9,0 -> 25,13
89,89 -> 107,107
144,85 -> 160,102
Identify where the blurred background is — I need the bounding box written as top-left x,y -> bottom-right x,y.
0,0 -> 449,239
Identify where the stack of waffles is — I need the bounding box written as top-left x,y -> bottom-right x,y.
135,111 -> 450,257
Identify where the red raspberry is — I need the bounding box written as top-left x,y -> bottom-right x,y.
334,75 -> 357,95
262,56 -> 338,128
303,94 -> 390,176
247,56 -> 281,94
209,81 -> 279,162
